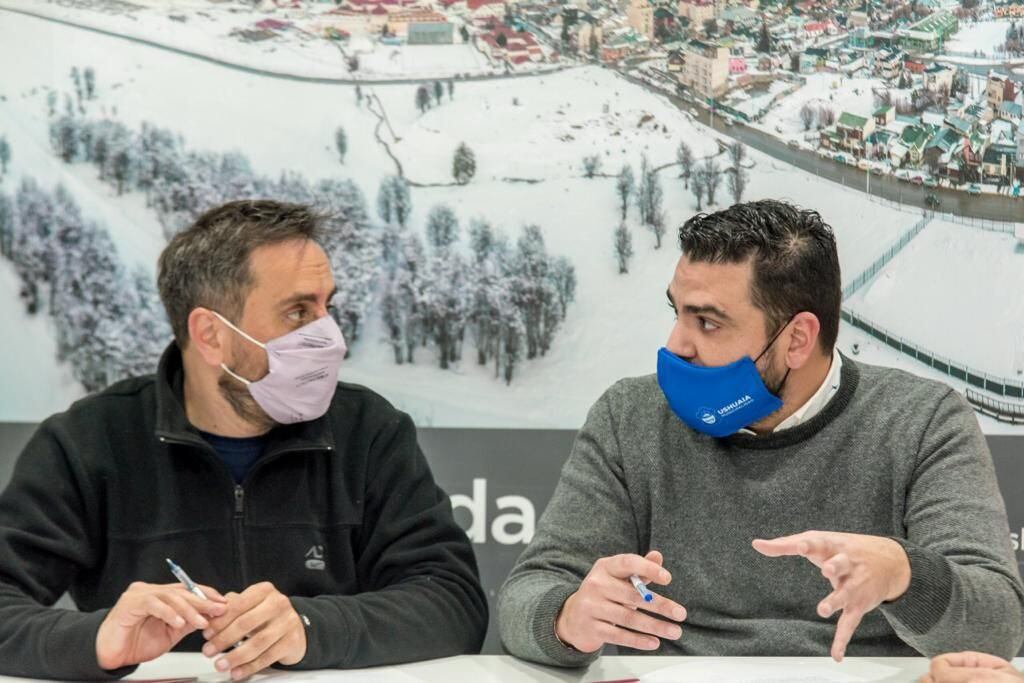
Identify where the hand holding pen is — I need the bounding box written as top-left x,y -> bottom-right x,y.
554,550 -> 686,654
94,564 -> 226,671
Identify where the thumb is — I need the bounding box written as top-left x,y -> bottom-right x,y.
645,550 -> 664,567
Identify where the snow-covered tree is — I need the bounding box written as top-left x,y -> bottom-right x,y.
583,154 -> 602,178
335,126 -> 347,164
433,80 -> 444,106
0,136 -> 10,176
0,193 -> 14,259
84,66 -> 96,99
636,154 -> 652,225
426,203 -> 459,250
616,164 -> 634,220
614,221 -> 633,274
677,141 -> 693,187
728,166 -> 748,204
416,85 -> 431,113
703,158 -> 722,206
452,143 -> 476,185
376,175 -> 412,227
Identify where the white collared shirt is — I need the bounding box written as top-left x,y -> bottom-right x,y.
739,348 -> 843,436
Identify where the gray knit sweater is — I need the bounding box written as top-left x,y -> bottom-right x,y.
497,357 -> 1024,666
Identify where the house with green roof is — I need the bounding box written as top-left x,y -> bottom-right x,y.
836,111 -> 875,156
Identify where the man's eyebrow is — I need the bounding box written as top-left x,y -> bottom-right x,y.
682,304 -> 732,322
279,287 -> 338,308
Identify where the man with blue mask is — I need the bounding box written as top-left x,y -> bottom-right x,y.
0,200 -> 486,679
499,199 -> 1022,667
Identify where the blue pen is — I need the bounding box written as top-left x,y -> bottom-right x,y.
167,558 -> 208,600
630,574 -> 654,602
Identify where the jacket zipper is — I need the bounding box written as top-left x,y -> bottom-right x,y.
157,433 -> 333,589
234,485 -> 248,588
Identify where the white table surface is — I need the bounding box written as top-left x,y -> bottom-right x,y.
8,653 -> 1015,683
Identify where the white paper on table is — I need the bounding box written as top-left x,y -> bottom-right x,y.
639,658 -> 903,683
183,670 -> 424,683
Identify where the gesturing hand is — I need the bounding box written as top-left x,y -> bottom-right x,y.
753,531 -> 910,662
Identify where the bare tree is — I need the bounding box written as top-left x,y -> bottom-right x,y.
818,106 -> 836,127
615,165 -> 634,220
727,142 -> 746,169
677,141 -> 694,187
800,103 -> 816,131
728,166 -> 748,204
582,154 -> 602,178
703,158 -> 722,206
613,222 -> 634,274
691,170 -> 706,210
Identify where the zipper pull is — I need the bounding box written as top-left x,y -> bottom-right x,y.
234,485 -> 245,515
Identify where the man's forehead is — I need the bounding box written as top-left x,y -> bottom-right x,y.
246,242 -> 331,299
673,255 -> 753,303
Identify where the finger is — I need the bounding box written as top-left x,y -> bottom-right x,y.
606,554 -> 672,584
918,675 -> 933,683
205,587 -> 265,634
225,629 -> 291,680
594,621 -> 660,651
161,592 -> 212,630
753,532 -> 837,564
213,621 -> 278,674
821,553 -> 852,584
204,603 -> 270,656
830,607 -> 864,662
751,533 -> 812,557
932,652 -> 1016,671
137,593 -> 187,630
925,668 -> 1006,683
195,584 -> 228,603
599,577 -> 687,621
818,584 -> 854,619
174,590 -> 228,618
603,603 -> 683,641
644,550 -> 664,567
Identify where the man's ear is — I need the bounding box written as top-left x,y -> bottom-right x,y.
188,308 -> 229,368
785,311 -> 822,370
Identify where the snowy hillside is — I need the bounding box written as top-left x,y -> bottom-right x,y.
0,9 -> 1019,433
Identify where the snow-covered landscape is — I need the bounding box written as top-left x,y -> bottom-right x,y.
1,5 -> 1022,434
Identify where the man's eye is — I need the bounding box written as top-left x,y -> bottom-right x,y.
700,318 -> 719,331
287,309 -> 305,322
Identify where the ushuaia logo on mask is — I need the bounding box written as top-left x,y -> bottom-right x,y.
697,408 -> 717,425
717,395 -> 754,418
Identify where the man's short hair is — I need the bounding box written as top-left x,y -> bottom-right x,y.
677,199 -> 841,353
157,200 -> 325,347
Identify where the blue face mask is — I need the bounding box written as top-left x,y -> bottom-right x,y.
657,321 -> 793,438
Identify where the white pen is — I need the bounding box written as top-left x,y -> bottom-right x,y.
166,558 -> 208,600
630,574 -> 654,603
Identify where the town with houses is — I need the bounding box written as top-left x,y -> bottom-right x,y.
220,0 -> 1022,195
2,0 -> 1024,431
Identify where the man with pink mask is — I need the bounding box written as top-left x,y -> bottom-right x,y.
0,200 -> 487,679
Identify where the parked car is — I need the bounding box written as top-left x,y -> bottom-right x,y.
910,175 -> 924,185
723,117 -> 734,126
870,166 -> 885,176
967,183 -> 981,195
787,138 -> 801,148
857,158 -> 870,170
894,169 -> 911,181
924,177 -> 938,188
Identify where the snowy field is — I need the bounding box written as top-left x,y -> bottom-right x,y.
945,19 -> 1015,57
0,9 -> 1020,432
752,73 -> 887,141
846,219 -> 1024,380
0,0 -> 549,81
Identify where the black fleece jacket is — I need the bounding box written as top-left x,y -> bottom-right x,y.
0,344 -> 487,679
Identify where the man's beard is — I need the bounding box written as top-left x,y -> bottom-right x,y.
218,339 -> 278,432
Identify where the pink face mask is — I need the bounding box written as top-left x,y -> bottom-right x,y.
213,312 -> 347,425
